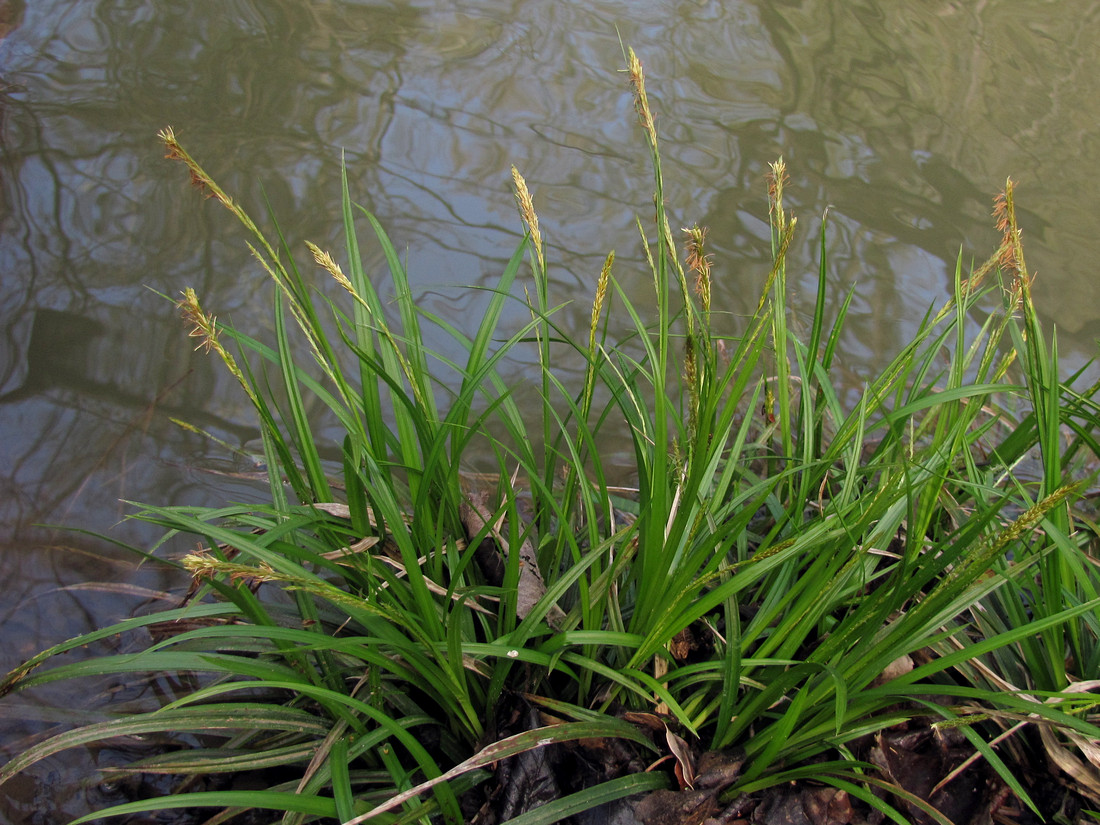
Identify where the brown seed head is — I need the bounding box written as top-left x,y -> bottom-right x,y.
159,126 -> 185,161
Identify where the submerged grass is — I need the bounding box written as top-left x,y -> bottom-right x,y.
3,49 -> 1100,824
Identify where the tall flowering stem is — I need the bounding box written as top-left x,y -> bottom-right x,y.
158,128 -> 276,266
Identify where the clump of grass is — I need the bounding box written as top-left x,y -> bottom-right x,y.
2,48 -> 1099,824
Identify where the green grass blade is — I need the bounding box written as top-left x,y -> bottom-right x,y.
501,771 -> 670,825
69,791 -> 339,824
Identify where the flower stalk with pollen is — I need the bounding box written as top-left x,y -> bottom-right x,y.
176,288 -> 259,407
181,551 -> 277,588
661,212 -> 694,337
767,158 -> 789,239
184,550 -> 409,621
159,127 -> 268,253
683,224 -> 713,443
992,178 -> 1033,313
160,127 -> 308,328
581,251 -> 614,422
307,241 -> 361,305
307,240 -> 428,411
511,166 -> 544,273
758,160 -> 797,317
915,182 -> 1011,331
684,224 -> 712,322
588,252 -> 613,359
626,47 -> 657,150
684,331 -> 699,437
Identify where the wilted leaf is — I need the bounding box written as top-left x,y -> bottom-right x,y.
873,654 -> 914,686
1035,680 -> 1100,804
460,488 -> 565,627
665,726 -> 695,790
319,535 -> 380,560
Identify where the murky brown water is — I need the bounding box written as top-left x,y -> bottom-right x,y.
2,0 -> 1099,818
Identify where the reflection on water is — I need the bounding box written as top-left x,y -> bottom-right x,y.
2,0 -> 1099,817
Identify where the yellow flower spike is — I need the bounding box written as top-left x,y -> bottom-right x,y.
510,165 -> 544,273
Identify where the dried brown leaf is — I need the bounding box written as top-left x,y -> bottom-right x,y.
460,488 -> 565,627
665,725 -> 695,790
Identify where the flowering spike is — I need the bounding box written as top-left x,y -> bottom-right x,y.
511,166 -> 545,272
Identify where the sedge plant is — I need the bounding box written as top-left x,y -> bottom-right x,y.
2,49 -> 1099,824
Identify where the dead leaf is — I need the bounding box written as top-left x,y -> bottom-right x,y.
802,787 -> 854,825
654,655 -> 670,715
871,728 -> 984,825
665,725 -> 695,790
1003,679 -> 1100,805
312,501 -> 408,527
873,654 -> 914,686
319,535 -> 380,560
460,488 -> 565,627
635,788 -> 716,825
1036,680 -> 1100,804
622,711 -> 667,733
693,749 -> 744,791
670,627 -> 696,662
313,502 -> 352,519
369,554 -> 496,615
